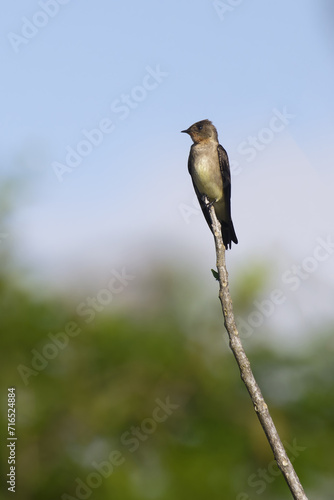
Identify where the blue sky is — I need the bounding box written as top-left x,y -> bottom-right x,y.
1,1 -> 334,335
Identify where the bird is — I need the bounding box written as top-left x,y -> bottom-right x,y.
181,119 -> 238,249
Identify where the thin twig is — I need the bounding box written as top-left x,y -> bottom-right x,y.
205,198 -> 308,500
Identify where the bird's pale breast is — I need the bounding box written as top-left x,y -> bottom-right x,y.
191,143 -> 223,201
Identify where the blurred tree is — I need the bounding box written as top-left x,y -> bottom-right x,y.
0,263 -> 334,500
0,182 -> 333,500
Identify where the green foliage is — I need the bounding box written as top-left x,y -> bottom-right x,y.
0,265 -> 334,500
211,269 -> 219,281
232,260 -> 272,313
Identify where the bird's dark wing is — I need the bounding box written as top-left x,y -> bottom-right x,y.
217,144 -> 238,247
193,179 -> 213,230
217,144 -> 232,220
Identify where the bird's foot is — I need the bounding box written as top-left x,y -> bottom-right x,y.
202,196 -> 216,209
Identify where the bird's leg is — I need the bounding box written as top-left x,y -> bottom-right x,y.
202,195 -> 216,209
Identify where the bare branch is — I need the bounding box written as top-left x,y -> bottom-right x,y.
205,197 -> 308,500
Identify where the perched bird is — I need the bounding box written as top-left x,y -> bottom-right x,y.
182,119 -> 238,249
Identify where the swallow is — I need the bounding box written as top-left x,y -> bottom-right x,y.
182,119 -> 238,249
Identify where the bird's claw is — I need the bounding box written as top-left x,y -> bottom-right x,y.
202,196 -> 216,209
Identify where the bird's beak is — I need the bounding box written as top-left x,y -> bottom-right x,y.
181,128 -> 190,134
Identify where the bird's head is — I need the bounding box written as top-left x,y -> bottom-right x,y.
181,119 -> 218,144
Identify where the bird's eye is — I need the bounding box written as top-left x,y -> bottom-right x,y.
197,124 -> 203,131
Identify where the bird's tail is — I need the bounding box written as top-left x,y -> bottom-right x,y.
221,220 -> 238,250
